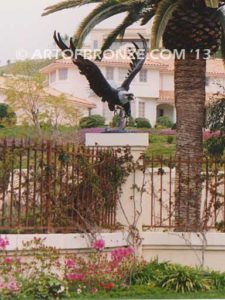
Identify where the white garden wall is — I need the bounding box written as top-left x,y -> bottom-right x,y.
2,133 -> 225,272
4,231 -> 225,271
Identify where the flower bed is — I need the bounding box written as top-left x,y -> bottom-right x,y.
0,236 -> 138,299
1,235 -> 225,299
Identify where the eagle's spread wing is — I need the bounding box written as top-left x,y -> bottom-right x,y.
54,31 -> 113,99
121,34 -> 147,91
75,56 -> 113,99
54,31 -> 76,57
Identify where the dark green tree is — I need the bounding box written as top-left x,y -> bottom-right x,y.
0,103 -> 16,127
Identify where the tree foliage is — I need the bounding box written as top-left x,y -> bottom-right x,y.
207,97 -> 225,133
5,61 -> 81,136
43,0 -> 225,59
205,96 -> 225,157
0,103 -> 16,127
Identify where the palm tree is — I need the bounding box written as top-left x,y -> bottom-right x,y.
43,0 -> 225,231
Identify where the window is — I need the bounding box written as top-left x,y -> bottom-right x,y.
106,67 -> 114,80
93,40 -> 98,49
118,69 -> 128,81
59,68 -> 68,80
138,101 -> 145,118
159,109 -> 164,117
50,71 -> 56,83
139,70 -> 147,82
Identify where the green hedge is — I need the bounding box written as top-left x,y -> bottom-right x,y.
135,118 -> 151,128
156,116 -> 173,128
79,115 -> 105,128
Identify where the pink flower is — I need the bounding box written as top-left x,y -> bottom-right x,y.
105,282 -> 115,291
6,281 -> 20,293
126,247 -> 135,255
111,247 -> 134,258
91,288 -> 98,294
0,281 -> 5,290
0,237 -> 9,250
65,259 -> 76,268
4,257 -> 13,264
66,273 -> 85,281
92,239 -> 105,251
54,261 -> 61,267
16,257 -> 21,264
111,247 -> 134,266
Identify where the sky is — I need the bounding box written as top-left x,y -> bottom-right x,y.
0,0 -> 128,66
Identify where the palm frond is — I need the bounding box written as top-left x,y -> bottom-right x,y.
151,0 -> 184,49
217,7 -> 225,62
141,9 -> 155,25
75,1 -> 133,48
204,0 -> 219,8
42,0 -> 101,16
140,0 -> 158,25
220,32 -> 225,65
100,3 -> 145,57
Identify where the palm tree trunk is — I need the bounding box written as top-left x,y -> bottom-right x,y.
175,54 -> 206,231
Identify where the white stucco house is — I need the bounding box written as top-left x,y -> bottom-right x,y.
40,50 -> 225,127
38,27 -> 225,126
84,27 -> 150,51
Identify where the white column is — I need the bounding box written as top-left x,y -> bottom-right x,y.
85,133 -> 149,256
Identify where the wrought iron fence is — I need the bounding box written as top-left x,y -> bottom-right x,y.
0,139 -> 118,233
0,139 -> 224,234
143,156 -> 225,231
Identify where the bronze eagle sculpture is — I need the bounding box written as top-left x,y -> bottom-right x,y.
54,31 -> 147,129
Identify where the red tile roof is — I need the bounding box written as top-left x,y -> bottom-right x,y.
40,56 -> 225,75
44,87 -> 96,109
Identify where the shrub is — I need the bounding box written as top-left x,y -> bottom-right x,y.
159,266 -> 212,293
20,275 -> 68,300
215,221 -> 225,232
79,115 -> 105,128
135,118 -> 151,129
206,97 -> 225,132
156,116 -> 173,129
0,104 -> 16,128
208,271 -> 225,289
167,136 -> 174,144
127,117 -> 135,127
0,237 -> 139,298
64,241 -> 137,295
131,260 -> 212,293
130,259 -> 169,285
171,123 -> 176,130
111,115 -> 135,128
111,114 -> 120,128
204,136 -> 225,157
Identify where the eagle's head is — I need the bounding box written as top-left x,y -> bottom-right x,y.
118,91 -> 135,105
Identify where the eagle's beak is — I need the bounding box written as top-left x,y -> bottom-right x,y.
128,94 -> 135,101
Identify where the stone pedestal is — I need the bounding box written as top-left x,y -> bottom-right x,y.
86,133 -> 148,147
85,132 -> 149,256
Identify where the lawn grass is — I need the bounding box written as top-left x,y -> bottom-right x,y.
0,126 -> 177,158
0,126 -> 35,139
70,285 -> 225,299
146,134 -> 176,158
0,125 -> 78,140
